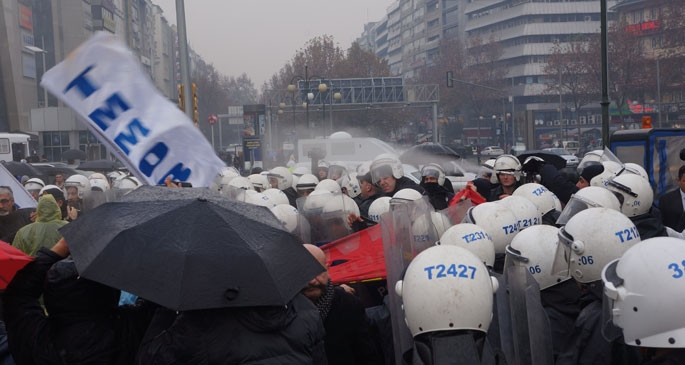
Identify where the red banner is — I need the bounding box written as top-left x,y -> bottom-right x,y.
321,224 -> 386,284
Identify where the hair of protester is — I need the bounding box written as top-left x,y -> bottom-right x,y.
0,186 -> 14,197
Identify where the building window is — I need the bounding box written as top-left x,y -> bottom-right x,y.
42,131 -> 71,162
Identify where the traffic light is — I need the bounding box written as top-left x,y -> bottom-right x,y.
192,83 -> 199,125
177,84 -> 185,111
446,71 -> 454,88
641,116 -> 652,129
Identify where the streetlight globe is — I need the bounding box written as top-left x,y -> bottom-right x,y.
333,92 -> 342,101
492,115 -> 497,120
279,102 -> 286,109
479,116 -> 484,120
318,83 -> 328,93
307,92 -> 314,101
287,84 -> 296,93
302,102 -> 308,109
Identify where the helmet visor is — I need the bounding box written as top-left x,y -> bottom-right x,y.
551,227 -> 574,279
371,164 -> 394,184
556,193 -> 596,226
601,259 -> 625,342
600,147 -> 626,176
504,244 -> 529,269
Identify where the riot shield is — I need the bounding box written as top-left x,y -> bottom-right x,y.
504,264 -> 554,365
440,198 -> 473,227
81,189 -> 117,212
383,196 -> 440,364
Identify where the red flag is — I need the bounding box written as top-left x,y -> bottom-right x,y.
321,224 -> 385,284
0,240 -> 33,289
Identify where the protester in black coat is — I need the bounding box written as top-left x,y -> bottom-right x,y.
303,244 -> 382,365
135,293 -> 327,364
2,240 -> 156,365
658,165 -> 685,232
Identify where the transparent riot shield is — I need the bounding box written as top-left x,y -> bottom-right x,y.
383,195 -> 440,364
81,189 -> 117,212
504,264 -> 554,365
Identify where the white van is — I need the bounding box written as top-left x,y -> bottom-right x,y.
0,133 -> 31,162
296,132 -> 397,170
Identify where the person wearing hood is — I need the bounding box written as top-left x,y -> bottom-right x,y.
419,164 -> 454,211
12,194 -> 67,257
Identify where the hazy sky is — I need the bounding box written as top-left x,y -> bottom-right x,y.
154,1 -> 391,87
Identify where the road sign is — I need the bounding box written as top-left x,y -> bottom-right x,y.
207,114 -> 218,125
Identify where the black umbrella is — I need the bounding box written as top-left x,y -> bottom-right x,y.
59,186 -> 324,311
1,161 -> 41,178
399,143 -> 461,166
62,149 -> 87,161
516,150 -> 567,170
78,159 -> 123,171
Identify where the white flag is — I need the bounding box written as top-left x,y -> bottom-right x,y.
41,32 -> 224,187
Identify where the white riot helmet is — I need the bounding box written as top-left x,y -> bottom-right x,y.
235,190 -> 274,208
462,202 -> 519,253
504,225 -> 570,290
227,176 -> 254,191
356,161 -> 372,177
370,154 -> 403,184
601,237 -> 685,347
64,174 -> 91,200
295,174 -> 319,194
491,154 -> 522,184
368,196 -> 392,222
606,174 -> 653,217
88,173 -> 110,192
577,149 -> 604,174
512,183 -> 561,216
113,176 -> 142,192
299,189 -> 332,216
340,173 -> 362,198
292,166 -> 310,177
267,167 -> 293,190
391,188 -> 423,205
320,194 -> 360,240
496,195 -> 541,231
107,170 -> 126,183
556,186 -> 621,225
90,178 -> 110,192
39,184 -> 61,196
395,245 -> 498,337
327,164 -> 347,181
270,204 -> 301,233
553,208 -> 640,283
315,179 -> 342,194
439,223 -> 496,267
247,174 -> 269,192
590,161 -> 623,188
24,178 -> 45,193
262,188 -> 289,206
421,163 -> 446,186
622,163 -> 648,180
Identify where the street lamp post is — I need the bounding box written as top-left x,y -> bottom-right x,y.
287,65 -> 327,138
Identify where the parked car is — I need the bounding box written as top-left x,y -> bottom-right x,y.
542,148 -> 579,167
480,146 -> 505,156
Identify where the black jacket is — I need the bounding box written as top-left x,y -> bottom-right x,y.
359,193 -> 382,219
324,287 -> 382,365
388,177 -> 425,197
632,209 -> 668,240
135,293 -> 327,364
0,212 -> 29,244
556,282 -> 641,365
420,182 -> 454,211
658,188 -> 685,232
283,187 -> 300,208
539,164 -> 578,205
2,248 -> 156,365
